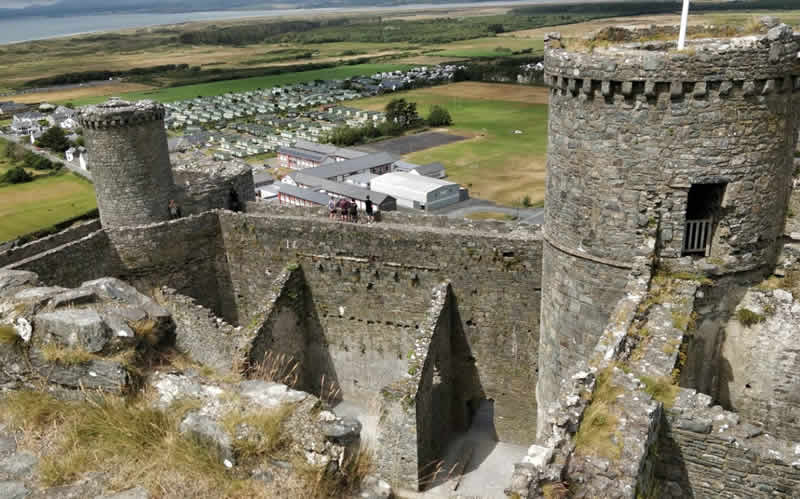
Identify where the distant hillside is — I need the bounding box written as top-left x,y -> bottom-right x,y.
1,0 -> 794,19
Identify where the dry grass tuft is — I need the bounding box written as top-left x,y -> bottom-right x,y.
0,391 -> 230,495
222,406 -> 292,462
130,318 -> 160,346
574,367 -> 623,460
246,351 -> 300,388
39,343 -> 97,365
0,324 -> 21,345
299,444 -> 374,499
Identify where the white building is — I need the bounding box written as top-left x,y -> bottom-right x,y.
370,172 -> 462,211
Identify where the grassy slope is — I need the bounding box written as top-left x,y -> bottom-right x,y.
354,83 -> 548,206
68,63 -> 412,106
0,141 -> 96,242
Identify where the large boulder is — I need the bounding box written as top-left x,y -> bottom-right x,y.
34,308 -> 111,353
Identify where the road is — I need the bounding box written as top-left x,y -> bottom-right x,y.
431,197 -> 544,225
1,133 -> 92,181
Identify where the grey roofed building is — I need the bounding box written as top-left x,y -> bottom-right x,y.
293,172 -> 396,211
277,146 -> 328,163
410,162 -> 446,179
344,172 -> 378,188
292,139 -> 367,160
276,183 -> 330,206
253,171 -> 275,187
300,152 -> 397,181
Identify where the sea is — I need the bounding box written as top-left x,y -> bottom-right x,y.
0,1 -> 551,45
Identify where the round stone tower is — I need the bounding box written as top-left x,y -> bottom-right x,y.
78,99 -> 176,228
537,24 -> 800,433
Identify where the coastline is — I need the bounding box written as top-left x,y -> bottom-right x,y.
0,1 -> 549,46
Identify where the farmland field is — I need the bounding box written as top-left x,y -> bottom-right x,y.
0,173 -> 96,242
430,37 -> 544,58
0,140 -> 96,242
354,82 -> 549,206
67,63 -> 413,106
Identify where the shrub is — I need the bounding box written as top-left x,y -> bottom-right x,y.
522,195 -> 532,207
427,105 -> 452,127
0,166 -> 33,184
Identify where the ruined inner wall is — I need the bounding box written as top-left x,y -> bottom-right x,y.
7,213 -> 237,324
219,211 -> 542,445
538,29 -> 800,432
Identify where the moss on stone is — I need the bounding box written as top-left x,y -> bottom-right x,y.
639,375 -> 679,409
736,308 -> 765,327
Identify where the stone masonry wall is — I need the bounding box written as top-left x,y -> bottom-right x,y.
539,26 -> 799,436
9,213 -> 236,325
656,389 -> 800,498
177,168 -> 255,217
219,211 -> 542,445
79,100 -> 176,228
537,241 -> 633,435
0,219 -> 101,268
6,230 -> 120,287
105,212 -> 236,323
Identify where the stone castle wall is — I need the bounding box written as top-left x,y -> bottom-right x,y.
7,213 -> 236,324
657,389 -> 800,498
218,211 -> 543,445
538,27 -> 800,427
0,219 -> 102,268
78,100 -> 176,228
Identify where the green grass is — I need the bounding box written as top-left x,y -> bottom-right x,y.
465,211 -> 515,221
68,63 -> 412,106
0,172 -> 96,243
353,83 -> 548,206
431,37 -> 544,58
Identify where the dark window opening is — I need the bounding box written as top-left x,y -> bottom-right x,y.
683,183 -> 726,256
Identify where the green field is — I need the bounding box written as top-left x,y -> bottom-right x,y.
0,141 -> 96,242
68,63 -> 412,106
354,82 -> 549,206
431,37 -> 544,58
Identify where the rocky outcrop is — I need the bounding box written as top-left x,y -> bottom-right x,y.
0,270 -> 173,392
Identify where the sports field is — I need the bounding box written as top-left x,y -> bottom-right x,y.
354,82 -> 549,206
66,63 -> 412,106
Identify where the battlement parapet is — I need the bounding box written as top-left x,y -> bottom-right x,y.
544,24 -> 800,100
77,98 -> 166,129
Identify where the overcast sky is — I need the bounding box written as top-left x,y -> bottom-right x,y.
1,1 -> 59,7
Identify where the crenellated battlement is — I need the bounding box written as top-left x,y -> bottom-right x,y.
77,98 -> 166,129
544,23 -> 800,100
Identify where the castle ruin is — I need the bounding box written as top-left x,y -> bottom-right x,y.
1,19 -> 800,499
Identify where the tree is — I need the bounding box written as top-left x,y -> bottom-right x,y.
22,151 -> 55,170
0,166 -> 33,184
488,23 -> 505,34
36,126 -> 70,153
427,106 -> 453,127
384,99 -> 420,129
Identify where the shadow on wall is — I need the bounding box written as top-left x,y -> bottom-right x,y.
653,412 -> 694,498
418,288 -> 488,489
243,266 -> 340,402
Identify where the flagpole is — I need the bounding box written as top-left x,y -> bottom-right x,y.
678,0 -> 691,50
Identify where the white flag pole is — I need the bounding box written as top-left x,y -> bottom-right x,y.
678,0 -> 691,50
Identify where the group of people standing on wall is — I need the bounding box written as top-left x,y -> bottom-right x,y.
328,196 -> 376,224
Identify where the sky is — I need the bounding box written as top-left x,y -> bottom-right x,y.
1,1 -> 58,6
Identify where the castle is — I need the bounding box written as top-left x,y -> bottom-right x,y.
1,19 -> 800,498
